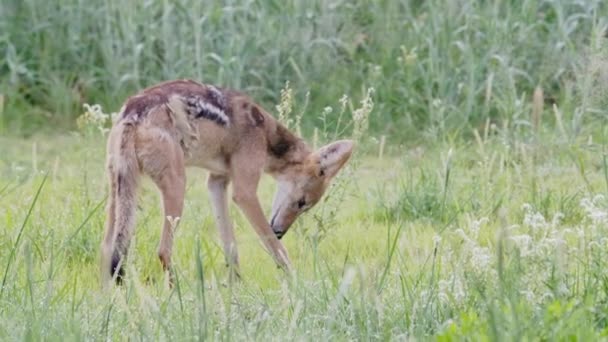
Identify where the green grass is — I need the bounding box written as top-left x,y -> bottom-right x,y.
2,0 -> 608,340
2,123 -> 608,339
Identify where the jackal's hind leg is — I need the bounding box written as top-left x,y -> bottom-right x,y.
143,142 -> 186,286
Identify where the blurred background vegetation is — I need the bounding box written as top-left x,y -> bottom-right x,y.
0,0 -> 607,141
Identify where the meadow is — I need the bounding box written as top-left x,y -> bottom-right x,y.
2,0 -> 608,340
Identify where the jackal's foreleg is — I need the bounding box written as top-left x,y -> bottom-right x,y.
230,149 -> 292,272
207,174 -> 240,281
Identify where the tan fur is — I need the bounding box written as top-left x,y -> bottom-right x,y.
101,79 -> 354,285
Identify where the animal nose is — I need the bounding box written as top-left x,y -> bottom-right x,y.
270,215 -> 284,239
272,224 -> 285,239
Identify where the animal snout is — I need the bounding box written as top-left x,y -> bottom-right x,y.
270,213 -> 285,239
270,214 -> 276,228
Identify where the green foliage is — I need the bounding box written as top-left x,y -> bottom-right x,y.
1,0 -> 607,138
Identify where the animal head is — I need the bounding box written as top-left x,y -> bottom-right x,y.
270,140 -> 354,239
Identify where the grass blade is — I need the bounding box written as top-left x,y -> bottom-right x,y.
0,173 -> 48,300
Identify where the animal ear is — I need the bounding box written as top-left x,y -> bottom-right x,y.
314,140 -> 355,178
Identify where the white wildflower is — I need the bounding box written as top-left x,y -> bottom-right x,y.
275,81 -> 294,128
438,275 -> 465,305
522,206 -> 547,231
542,237 -> 566,250
454,228 -> 472,243
510,234 -> 533,257
468,217 -> 489,239
433,234 -> 442,247
352,87 -> 375,141
470,246 -> 492,272
77,103 -> 112,136
339,94 -> 349,111
580,196 -> 608,224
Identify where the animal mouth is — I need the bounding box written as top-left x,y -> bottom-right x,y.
270,213 -> 284,239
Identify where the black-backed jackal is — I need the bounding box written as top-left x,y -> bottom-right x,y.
101,80 -> 353,285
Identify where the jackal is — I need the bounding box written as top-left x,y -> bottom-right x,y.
101,80 -> 354,285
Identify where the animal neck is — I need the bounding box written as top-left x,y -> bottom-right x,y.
265,121 -> 311,175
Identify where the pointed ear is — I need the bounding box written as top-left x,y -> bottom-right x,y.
313,140 -> 355,178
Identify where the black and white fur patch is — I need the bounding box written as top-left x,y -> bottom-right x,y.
184,90 -> 230,126
206,86 -> 226,109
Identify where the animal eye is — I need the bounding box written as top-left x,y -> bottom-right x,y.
297,197 -> 306,209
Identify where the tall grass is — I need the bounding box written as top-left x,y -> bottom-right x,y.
1,0 -> 607,139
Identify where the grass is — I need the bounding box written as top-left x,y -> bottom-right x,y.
2,0 -> 608,340
1,0 -> 607,139
2,122 -> 608,339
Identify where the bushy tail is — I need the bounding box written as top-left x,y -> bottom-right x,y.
102,120 -> 139,285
